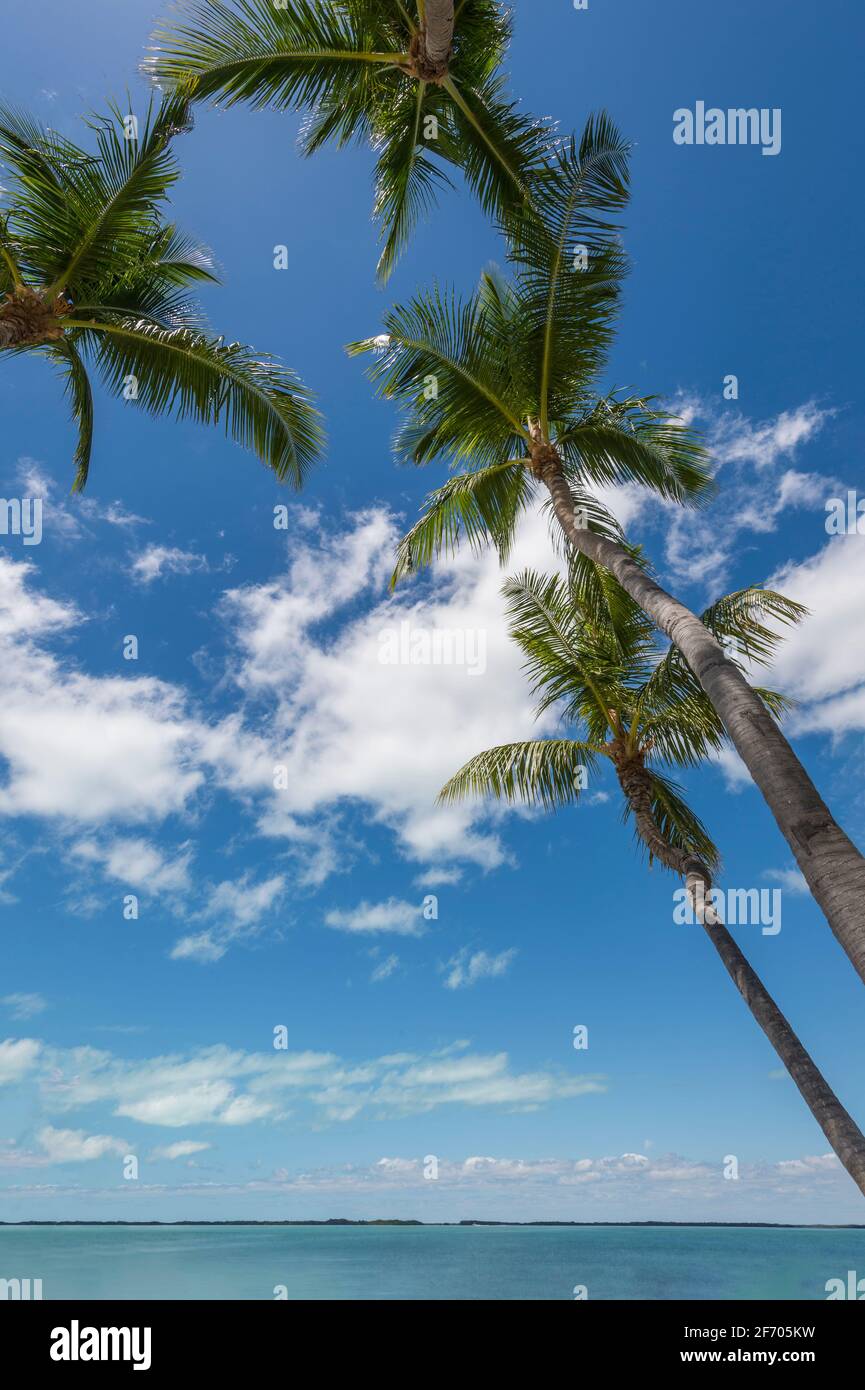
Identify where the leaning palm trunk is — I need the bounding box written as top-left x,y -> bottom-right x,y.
611,744 -> 865,1198
539,454 -> 865,989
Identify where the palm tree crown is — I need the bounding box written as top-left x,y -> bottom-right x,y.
348,114 -> 714,583
0,96 -> 323,490
440,559 -> 804,873
145,0 -> 552,280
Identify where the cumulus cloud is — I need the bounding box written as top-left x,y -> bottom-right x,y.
0,558 -> 204,824
765,535 -> 865,736
0,1037 -> 41,1084
37,1126 -> 127,1163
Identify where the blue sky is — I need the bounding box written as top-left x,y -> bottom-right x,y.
1,0 -> 865,1222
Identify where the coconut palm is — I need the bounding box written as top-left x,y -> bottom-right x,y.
145,0 -> 551,281
440,561 -> 865,1197
348,114 -> 865,989
0,96 -> 323,491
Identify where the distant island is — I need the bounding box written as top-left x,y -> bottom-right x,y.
2,1219 -> 864,1229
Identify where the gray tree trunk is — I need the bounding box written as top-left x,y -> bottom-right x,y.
614,759 -> 865,1199
422,1 -> 454,70
540,458 -> 865,988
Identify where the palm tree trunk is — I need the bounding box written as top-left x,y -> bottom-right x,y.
613,755 -> 865,1199
699,901 -> 865,1198
422,1 -> 455,70
539,456 -> 865,989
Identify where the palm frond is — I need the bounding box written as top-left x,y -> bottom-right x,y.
51,339 -> 95,492
68,314 -> 323,486
145,0 -> 403,109
439,738 -> 603,810
623,769 -> 720,873
390,459 -> 531,586
558,394 -> 715,505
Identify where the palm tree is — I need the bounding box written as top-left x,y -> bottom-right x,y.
0,96 -> 323,490
144,1 -> 550,281
348,114 -> 865,990
440,561 -> 865,1197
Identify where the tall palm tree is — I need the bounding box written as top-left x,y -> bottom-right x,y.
145,1 -> 550,281
440,561 -> 865,1198
0,96 -> 323,490
348,114 -> 865,991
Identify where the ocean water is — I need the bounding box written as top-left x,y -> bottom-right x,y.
2,1224 -> 864,1300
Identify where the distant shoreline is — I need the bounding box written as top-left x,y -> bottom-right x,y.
2,1219 -> 864,1229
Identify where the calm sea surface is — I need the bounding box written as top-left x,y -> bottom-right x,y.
2,1225 -> 863,1300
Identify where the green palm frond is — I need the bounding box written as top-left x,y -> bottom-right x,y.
390,459 -> 532,586
146,1 -> 393,110
697,587 -> 808,665
66,315 -> 323,487
502,568 -> 629,737
0,97 -> 323,489
146,0 -> 552,279
439,738 -> 603,810
348,278 -> 532,469
504,115 -> 632,431
0,214 -> 24,290
51,339 -> 95,492
557,394 -> 715,506
623,769 -> 720,873
371,79 -> 452,282
643,587 -> 806,719
0,96 -> 191,295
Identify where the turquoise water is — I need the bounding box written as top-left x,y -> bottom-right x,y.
2,1225 -> 863,1300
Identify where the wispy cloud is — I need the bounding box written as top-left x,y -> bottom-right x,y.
444,948 -> 517,990
1,992 -> 47,1020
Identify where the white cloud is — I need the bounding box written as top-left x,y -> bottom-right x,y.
764,867 -> 809,895
765,536 -> 865,735
444,948 -> 517,989
130,545 -> 209,586
662,399 -> 834,591
150,1140 -> 211,1160
0,558 -> 204,823
15,459 -> 149,541
1,992 -> 47,1020
71,837 -> 193,895
170,872 -> 286,963
325,899 -> 426,937
37,1126 -> 127,1163
4,1035 -> 597,1129
0,501 -> 608,890
0,1037 -> 41,1084
370,954 -> 400,983
221,504 -> 566,874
